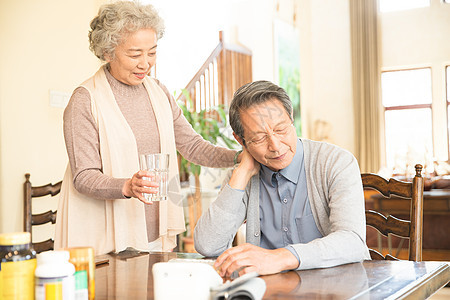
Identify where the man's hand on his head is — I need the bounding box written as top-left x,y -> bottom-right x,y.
213,243 -> 299,277
228,149 -> 260,190
239,149 -> 260,174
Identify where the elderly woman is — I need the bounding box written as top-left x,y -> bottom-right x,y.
55,1 -> 239,255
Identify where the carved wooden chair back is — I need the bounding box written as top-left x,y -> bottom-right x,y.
23,173 -> 62,253
362,164 -> 424,261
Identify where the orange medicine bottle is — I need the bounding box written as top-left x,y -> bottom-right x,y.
0,232 -> 37,300
65,247 -> 95,300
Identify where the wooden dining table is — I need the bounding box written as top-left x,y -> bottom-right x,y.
94,251 -> 450,299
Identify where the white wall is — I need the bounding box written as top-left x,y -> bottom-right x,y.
230,0 -> 277,81
379,0 -> 450,162
297,0 -> 355,152
0,0 -> 101,234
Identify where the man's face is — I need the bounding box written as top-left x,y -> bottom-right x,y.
238,98 -> 297,172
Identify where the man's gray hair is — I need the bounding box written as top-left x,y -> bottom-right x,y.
229,80 -> 293,144
88,1 -> 165,61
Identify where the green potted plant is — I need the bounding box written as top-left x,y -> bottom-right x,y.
177,89 -> 237,251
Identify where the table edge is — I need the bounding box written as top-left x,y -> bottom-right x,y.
389,263 -> 450,300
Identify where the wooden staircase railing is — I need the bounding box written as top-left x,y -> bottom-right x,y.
176,31 -> 252,252
177,31 -> 252,111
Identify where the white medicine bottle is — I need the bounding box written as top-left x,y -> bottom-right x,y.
35,250 -> 75,300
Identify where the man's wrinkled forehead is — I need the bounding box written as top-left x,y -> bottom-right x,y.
240,98 -> 288,121
240,99 -> 291,134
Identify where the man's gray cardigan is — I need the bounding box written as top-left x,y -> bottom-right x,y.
194,139 -> 371,270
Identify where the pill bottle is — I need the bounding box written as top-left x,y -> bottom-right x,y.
35,250 -> 75,300
0,232 -> 37,300
65,247 -> 95,300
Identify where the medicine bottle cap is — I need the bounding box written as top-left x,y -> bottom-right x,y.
0,232 -> 31,245
65,247 -> 94,260
36,250 -> 75,279
37,250 -> 71,265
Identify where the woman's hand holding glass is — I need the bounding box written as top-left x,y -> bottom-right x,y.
122,170 -> 159,204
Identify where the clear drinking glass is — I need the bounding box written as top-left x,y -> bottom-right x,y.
139,153 -> 169,202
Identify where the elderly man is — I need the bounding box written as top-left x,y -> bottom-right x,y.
194,80 -> 370,277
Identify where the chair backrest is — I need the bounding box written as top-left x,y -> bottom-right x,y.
23,173 -> 62,253
362,164 -> 424,261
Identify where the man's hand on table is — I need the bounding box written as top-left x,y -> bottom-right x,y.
213,243 -> 299,277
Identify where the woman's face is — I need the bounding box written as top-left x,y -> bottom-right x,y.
106,28 -> 157,86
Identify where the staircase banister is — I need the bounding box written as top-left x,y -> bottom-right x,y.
223,43 -> 252,56
178,41 -> 224,100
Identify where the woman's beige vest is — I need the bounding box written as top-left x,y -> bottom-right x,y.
55,67 -> 185,255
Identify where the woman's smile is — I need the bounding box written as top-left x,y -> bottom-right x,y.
134,72 -> 146,80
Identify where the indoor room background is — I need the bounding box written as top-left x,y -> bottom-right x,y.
1,0 -> 449,244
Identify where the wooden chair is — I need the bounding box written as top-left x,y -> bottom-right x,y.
362,164 -> 424,261
23,173 -> 62,253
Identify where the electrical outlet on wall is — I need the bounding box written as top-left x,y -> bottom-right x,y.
49,90 -> 71,108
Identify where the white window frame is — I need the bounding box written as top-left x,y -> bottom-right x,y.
381,67 -> 434,173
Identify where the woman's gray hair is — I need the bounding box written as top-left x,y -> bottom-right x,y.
88,1 -> 165,61
229,80 -> 293,144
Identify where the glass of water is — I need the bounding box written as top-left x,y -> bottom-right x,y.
139,153 -> 169,202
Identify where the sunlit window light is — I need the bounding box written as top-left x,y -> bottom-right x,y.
384,109 -> 433,175
381,68 -> 432,107
381,68 -> 433,174
379,0 -> 430,13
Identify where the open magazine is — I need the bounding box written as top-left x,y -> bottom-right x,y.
210,271 -> 266,300
152,259 -> 266,300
